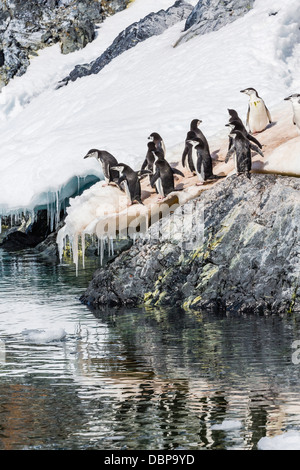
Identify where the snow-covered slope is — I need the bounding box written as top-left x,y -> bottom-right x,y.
0,0 -> 299,218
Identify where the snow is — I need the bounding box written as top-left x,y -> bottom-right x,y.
0,0 -> 300,233
257,431 -> 300,451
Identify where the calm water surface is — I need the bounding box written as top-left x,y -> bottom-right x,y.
1,247 -> 300,450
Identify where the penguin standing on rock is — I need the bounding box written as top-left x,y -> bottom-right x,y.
141,141 -> 164,174
284,94 -> 300,131
84,149 -> 119,186
150,159 -> 184,201
240,88 -> 272,134
111,163 -> 145,205
182,119 -> 211,174
185,131 -> 217,186
225,129 -> 264,178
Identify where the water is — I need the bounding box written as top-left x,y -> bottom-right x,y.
1,248 -> 300,450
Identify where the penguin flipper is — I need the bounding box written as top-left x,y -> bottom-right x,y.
150,171 -> 160,188
181,144 -> 189,167
266,106 -> 272,124
172,168 -> 184,177
247,133 -> 262,149
250,143 -> 264,158
225,147 -> 235,164
246,106 -> 250,130
141,158 -> 148,171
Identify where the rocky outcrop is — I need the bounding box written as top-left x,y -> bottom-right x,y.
80,174 -> 300,315
57,0 -> 194,86
0,0 -> 129,88
174,0 -> 255,46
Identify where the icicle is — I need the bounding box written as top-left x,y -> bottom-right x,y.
81,233 -> 85,269
100,237 -> 104,266
110,237 -> 114,256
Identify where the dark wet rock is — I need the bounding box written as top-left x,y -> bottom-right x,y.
0,210 -> 51,251
0,0 -> 130,88
174,0 -> 255,46
58,0 -> 194,86
80,174 -> 300,315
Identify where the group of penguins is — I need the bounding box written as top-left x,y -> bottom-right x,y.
83,88 -> 300,206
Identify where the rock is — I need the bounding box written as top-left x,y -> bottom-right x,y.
58,0 -> 194,86
0,0 -> 130,88
80,174 -> 300,315
174,0 -> 255,47
0,210 -> 51,251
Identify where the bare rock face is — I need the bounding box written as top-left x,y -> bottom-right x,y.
174,0 -> 255,46
80,174 -> 300,316
57,0 -> 194,87
0,0 -> 130,88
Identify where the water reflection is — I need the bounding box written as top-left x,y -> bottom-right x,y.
0,248 -> 300,450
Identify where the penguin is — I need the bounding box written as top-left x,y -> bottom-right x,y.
226,119 -> 262,150
110,163 -> 144,205
141,141 -> 164,174
225,129 -> 264,178
185,131 -> 216,186
182,119 -> 211,174
240,88 -> 272,134
284,94 -> 300,131
84,149 -> 119,186
190,119 -> 210,150
148,132 -> 166,156
150,159 -> 184,200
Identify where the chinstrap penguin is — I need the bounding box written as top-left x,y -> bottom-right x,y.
185,131 -> 215,186
240,88 -> 272,134
111,163 -> 145,205
284,94 -> 300,131
150,159 -> 184,200
225,129 -> 264,178
182,119 -> 211,174
84,149 -> 119,186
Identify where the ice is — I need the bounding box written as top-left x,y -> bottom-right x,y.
257,431 -> 300,450
211,420 -> 243,431
21,328 -> 67,344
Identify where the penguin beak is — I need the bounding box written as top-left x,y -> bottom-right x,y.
84,154 -> 91,159
240,89 -> 246,94
284,96 -> 291,101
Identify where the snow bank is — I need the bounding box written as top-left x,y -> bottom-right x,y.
257,431 -> 300,450
0,0 -> 300,218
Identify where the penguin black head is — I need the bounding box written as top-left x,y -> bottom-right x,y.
228,109 -> 239,119
186,131 -> 204,147
229,129 -> 245,139
284,94 -> 300,104
84,149 -> 99,160
190,119 -> 202,129
240,88 -> 259,97
148,132 -> 162,141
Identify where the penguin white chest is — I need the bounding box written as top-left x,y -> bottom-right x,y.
248,99 -> 269,133
293,105 -> 300,130
191,144 -> 204,182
